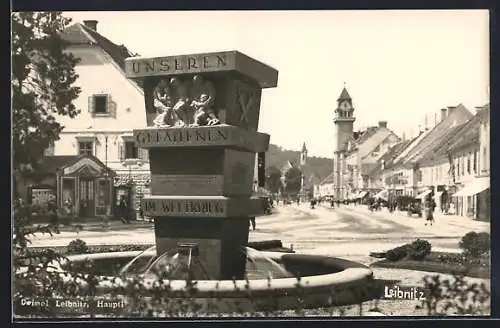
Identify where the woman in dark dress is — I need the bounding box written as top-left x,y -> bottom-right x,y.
119,196 -> 130,224
425,197 -> 436,226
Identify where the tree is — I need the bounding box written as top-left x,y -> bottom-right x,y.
266,166 -> 282,195
12,12 -> 81,296
12,12 -> 81,194
284,167 -> 302,196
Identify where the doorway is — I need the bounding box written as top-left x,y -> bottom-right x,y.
113,186 -> 132,220
79,178 -> 94,218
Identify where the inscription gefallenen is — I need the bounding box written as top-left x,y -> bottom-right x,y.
135,127 -> 229,147
143,199 -> 226,216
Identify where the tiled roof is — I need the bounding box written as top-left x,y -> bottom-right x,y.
446,112 -> 483,152
61,23 -> 135,70
38,154 -> 115,175
476,103 -> 490,123
370,139 -> 413,174
356,126 -> 379,145
400,104 -> 473,164
337,87 -> 351,101
419,123 -> 467,164
342,127 -> 379,154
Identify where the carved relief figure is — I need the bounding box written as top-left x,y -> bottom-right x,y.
170,77 -> 192,127
190,75 -> 220,126
237,88 -> 254,124
152,79 -> 176,127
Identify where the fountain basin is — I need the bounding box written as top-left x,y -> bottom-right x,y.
49,250 -> 375,314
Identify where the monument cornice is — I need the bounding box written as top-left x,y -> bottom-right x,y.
133,124 -> 270,153
125,50 -> 279,88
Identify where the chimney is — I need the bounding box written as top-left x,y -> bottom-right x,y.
378,121 -> 387,128
83,20 -> 98,31
440,108 -> 447,121
402,132 -> 406,141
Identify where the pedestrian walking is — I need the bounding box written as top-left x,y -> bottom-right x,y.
47,198 -> 60,234
119,196 -> 131,224
425,198 -> 436,226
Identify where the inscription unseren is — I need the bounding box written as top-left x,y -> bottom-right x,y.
130,54 -> 228,75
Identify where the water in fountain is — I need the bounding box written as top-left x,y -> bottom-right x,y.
119,245 -> 157,276
243,246 -> 293,279
119,244 -> 293,280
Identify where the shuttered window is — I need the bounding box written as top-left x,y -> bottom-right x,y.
89,94 -> 111,116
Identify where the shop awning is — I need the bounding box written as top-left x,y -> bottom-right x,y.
373,190 -> 388,200
416,189 -> 432,199
358,191 -> 368,199
454,177 -> 490,197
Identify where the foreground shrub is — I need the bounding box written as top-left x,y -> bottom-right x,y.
421,274 -> 490,315
385,245 -> 409,261
408,239 -> 432,260
67,239 -> 89,255
459,232 -> 490,258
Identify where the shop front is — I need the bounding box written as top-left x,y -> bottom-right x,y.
453,177 -> 490,221
56,155 -> 115,218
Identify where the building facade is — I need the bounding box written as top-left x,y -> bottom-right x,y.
386,105 -> 473,198
332,87 -> 401,200
50,20 -> 151,219
449,105 -> 490,220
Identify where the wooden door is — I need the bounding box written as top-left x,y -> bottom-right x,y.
79,179 -> 95,218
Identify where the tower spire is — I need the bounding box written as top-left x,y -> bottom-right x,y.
300,142 -> 307,166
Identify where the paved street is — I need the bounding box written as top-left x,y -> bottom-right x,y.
27,204 -> 489,264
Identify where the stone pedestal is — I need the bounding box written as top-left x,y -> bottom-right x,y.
127,51 -> 278,280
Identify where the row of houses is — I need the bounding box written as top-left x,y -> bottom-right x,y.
314,87 -> 490,221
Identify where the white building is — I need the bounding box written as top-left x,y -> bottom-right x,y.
48,20 -> 150,219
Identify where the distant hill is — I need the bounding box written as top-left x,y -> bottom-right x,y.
265,144 -> 333,182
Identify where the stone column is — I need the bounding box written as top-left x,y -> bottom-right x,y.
126,51 -> 278,280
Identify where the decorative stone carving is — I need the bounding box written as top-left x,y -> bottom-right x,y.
151,75 -> 221,128
236,88 -> 254,124
228,79 -> 260,130
190,75 -> 220,126
152,79 -> 176,128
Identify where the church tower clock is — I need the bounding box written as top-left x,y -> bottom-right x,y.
333,85 -> 356,201
334,87 -> 356,151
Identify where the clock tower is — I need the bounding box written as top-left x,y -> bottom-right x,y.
334,87 -> 355,151
333,86 -> 355,200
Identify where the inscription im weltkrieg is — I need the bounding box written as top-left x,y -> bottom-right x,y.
144,199 -> 225,215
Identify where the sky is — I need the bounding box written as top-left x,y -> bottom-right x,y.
64,10 -> 489,158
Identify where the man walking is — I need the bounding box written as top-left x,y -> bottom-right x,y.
119,196 -> 131,224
